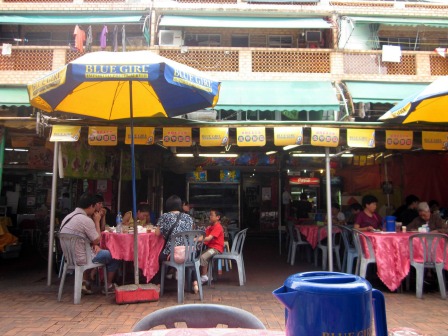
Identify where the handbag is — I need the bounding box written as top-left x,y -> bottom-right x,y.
173,245 -> 186,264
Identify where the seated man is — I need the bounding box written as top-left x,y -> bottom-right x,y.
60,193 -> 120,294
122,203 -> 151,227
192,209 -> 225,294
407,202 -> 448,234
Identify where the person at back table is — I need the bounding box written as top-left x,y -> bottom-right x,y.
329,202 -> 346,225
122,203 -> 151,227
393,194 -> 419,226
295,193 -> 312,219
192,208 -> 225,294
407,202 -> 448,234
59,193 -> 120,294
354,195 -> 382,232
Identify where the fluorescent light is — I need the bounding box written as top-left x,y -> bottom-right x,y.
283,145 -> 299,151
5,148 -> 28,152
292,153 -> 353,158
198,153 -> 238,158
45,172 -> 53,175
266,151 -> 277,155
176,153 -> 194,157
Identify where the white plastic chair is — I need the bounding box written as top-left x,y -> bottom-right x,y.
160,230 -> 205,304
286,222 -> 312,265
336,225 -> 358,274
314,226 -> 342,271
57,233 -> 108,304
132,304 -> 266,331
352,229 -> 376,278
409,233 -> 447,299
208,228 -> 248,286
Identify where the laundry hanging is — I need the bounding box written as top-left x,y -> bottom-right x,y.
122,25 -> 126,52
100,25 -> 108,50
73,25 -> 86,53
86,25 -> 93,52
113,25 -> 118,52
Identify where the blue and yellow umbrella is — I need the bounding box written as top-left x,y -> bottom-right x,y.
28,50 -> 221,285
379,76 -> 448,124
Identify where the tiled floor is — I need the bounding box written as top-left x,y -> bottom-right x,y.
1,234 -> 448,336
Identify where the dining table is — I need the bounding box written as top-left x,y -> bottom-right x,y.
109,329 -> 285,336
101,231 -> 164,283
362,231 -> 448,292
296,224 -> 340,249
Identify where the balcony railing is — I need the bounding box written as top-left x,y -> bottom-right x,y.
1,46 -> 447,84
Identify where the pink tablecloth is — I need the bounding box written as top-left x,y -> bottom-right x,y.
110,329 -> 284,336
101,232 -> 164,283
296,224 -> 340,249
363,232 -> 448,292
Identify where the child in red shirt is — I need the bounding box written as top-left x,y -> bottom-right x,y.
192,209 -> 224,293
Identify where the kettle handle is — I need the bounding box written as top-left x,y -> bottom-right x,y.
372,289 -> 388,336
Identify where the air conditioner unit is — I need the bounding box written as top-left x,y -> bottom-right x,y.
159,30 -> 183,46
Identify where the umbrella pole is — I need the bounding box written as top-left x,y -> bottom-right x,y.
325,147 -> 333,272
129,81 -> 139,285
47,141 -> 59,286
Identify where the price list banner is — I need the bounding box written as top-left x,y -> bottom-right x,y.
237,127 -> 266,147
88,126 -> 117,146
385,130 -> 413,150
163,127 -> 192,147
311,127 -> 339,147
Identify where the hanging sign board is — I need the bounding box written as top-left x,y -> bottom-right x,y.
347,129 -> 375,148
125,127 -> 155,145
289,177 -> 320,185
421,131 -> 448,151
88,126 -> 117,146
50,125 -> 81,142
274,127 -> 303,146
385,130 -> 413,150
200,127 -> 229,146
311,127 -> 339,147
236,127 -> 266,147
163,127 -> 192,147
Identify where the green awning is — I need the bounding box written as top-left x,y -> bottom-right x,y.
344,81 -> 430,104
215,81 -> 339,111
159,16 -> 331,29
347,16 -> 448,28
0,87 -> 30,106
0,15 -> 143,25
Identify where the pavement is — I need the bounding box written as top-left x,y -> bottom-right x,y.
1,233 -> 448,336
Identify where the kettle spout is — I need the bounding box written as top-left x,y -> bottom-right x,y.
273,286 -> 296,310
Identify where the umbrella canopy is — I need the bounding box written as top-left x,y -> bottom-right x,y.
379,77 -> 448,124
28,51 -> 220,118
28,50 -> 221,286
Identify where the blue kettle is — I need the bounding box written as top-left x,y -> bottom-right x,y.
383,215 -> 397,232
273,272 -> 388,336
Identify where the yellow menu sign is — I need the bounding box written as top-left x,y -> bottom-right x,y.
88,126 -> 117,146
200,127 -> 229,146
385,130 -> 413,150
422,131 -> 448,151
163,127 -> 192,147
125,127 -> 155,145
311,127 -> 339,147
347,129 -> 375,148
236,127 -> 266,147
50,125 -> 81,142
274,127 -> 303,146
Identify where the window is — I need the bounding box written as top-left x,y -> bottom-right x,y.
268,35 -> 293,48
185,34 -> 221,47
231,35 -> 249,47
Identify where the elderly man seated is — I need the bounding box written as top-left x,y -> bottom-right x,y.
407,202 -> 448,234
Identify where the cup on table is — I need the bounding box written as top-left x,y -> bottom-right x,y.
402,226 -> 407,233
395,222 -> 402,232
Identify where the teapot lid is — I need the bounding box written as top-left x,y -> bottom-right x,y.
283,271 -> 372,294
